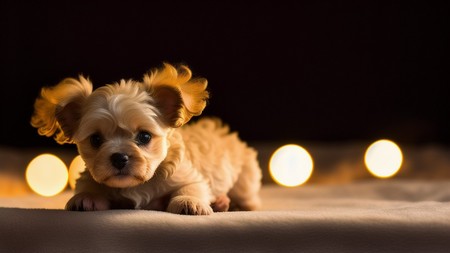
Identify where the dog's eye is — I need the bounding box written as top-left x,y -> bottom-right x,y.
136,131 -> 152,145
90,133 -> 103,148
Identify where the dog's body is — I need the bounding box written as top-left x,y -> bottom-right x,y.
71,117 -> 261,214
31,63 -> 261,215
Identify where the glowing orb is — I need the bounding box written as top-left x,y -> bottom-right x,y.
364,139 -> 403,178
68,155 -> 86,190
26,154 -> 69,197
269,144 -> 314,187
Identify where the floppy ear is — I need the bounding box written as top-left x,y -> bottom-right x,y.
142,63 -> 209,128
31,76 -> 92,144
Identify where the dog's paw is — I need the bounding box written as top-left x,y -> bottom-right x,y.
211,195 -> 230,212
167,196 -> 213,215
65,192 -> 111,211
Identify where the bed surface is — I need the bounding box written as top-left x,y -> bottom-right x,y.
1,180 -> 450,253
1,143 -> 450,252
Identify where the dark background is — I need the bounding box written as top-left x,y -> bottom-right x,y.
1,1 -> 448,149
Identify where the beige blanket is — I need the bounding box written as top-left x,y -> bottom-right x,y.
1,180 -> 450,253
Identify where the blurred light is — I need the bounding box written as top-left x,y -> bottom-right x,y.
26,154 -> 68,197
68,155 -> 86,190
269,144 -> 314,187
364,139 -> 403,178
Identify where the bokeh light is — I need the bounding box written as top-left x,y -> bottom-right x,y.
26,154 -> 69,197
364,139 -> 403,178
68,155 -> 86,190
269,144 -> 314,187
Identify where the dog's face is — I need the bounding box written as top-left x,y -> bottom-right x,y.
74,83 -> 170,188
31,63 -> 208,188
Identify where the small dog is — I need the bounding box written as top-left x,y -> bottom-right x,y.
31,63 -> 261,215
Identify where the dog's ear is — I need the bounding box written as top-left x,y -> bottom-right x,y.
31,76 -> 93,144
142,63 -> 209,128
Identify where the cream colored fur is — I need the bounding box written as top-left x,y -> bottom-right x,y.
31,63 -> 261,215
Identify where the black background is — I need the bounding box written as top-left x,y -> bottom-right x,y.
1,1 -> 449,149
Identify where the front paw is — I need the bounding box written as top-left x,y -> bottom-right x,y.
167,196 -> 213,215
65,192 -> 111,211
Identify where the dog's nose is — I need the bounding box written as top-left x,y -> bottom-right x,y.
110,153 -> 129,170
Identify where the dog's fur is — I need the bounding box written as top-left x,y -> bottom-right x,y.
31,63 -> 261,215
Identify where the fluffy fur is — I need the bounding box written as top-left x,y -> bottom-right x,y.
31,63 -> 261,215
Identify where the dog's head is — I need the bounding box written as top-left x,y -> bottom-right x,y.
31,63 -> 208,188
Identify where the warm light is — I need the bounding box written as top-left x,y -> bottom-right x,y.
26,154 -> 68,197
269,144 -> 314,187
364,139 -> 403,178
68,155 -> 86,190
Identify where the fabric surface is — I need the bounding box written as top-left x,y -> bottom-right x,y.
1,180 -> 450,253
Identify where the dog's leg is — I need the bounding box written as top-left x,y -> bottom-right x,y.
228,148 -> 262,211
166,183 -> 213,215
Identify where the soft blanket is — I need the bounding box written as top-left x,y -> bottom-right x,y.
1,180 -> 450,253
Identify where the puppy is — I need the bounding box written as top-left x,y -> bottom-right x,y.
31,63 -> 261,215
